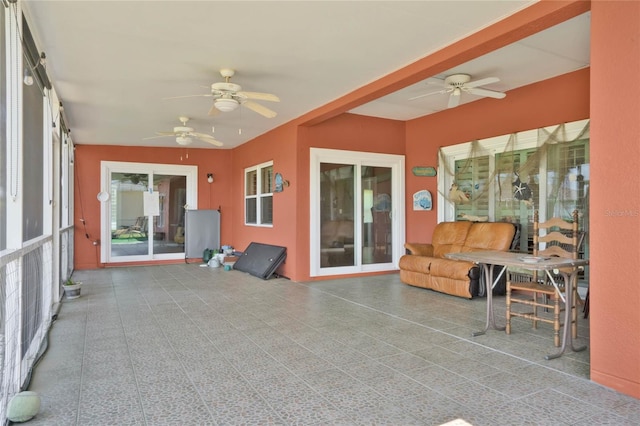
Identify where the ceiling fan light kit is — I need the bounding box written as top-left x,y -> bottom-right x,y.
215,98 -> 240,112
176,136 -> 193,146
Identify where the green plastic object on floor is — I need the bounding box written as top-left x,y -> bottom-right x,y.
6,391 -> 41,423
203,248 -> 215,263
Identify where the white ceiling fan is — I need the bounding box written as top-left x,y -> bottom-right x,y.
143,116 -> 223,147
409,74 -> 506,108
167,69 -> 280,118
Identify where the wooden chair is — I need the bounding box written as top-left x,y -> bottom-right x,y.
505,210 -> 580,347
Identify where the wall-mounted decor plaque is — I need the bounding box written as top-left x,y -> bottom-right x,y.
413,190 -> 432,211
412,166 -> 437,177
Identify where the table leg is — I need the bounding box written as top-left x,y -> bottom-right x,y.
545,270 -> 587,360
473,264 -> 505,336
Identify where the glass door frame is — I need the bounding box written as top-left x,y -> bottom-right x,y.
310,148 -> 405,277
100,161 -> 198,263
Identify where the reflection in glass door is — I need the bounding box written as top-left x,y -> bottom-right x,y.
311,149 -> 404,277
102,162 -> 197,263
109,173 -> 188,259
110,172 -> 150,258
320,164 -> 355,268
362,166 -> 392,265
152,174 -> 186,255
319,165 -> 394,268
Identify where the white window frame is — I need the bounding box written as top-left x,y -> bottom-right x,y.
438,119 -> 590,223
244,160 -> 273,227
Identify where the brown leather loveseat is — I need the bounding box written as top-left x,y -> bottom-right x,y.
399,221 -> 517,299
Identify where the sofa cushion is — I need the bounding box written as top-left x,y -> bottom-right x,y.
398,254 -> 430,273
404,243 -> 433,257
461,222 -> 516,252
429,258 -> 475,280
432,221 -> 473,258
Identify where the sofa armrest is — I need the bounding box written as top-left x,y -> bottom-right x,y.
404,243 -> 434,256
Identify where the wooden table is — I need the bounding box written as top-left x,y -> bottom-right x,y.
446,250 -> 589,360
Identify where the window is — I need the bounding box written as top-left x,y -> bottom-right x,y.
439,119 -> 589,255
245,161 -> 273,226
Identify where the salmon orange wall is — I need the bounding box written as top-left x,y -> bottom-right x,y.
74,145 -> 233,270
230,124 -> 299,279
589,0 -> 640,399
404,68 -> 590,243
304,113 -> 405,156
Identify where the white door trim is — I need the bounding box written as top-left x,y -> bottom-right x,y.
310,148 -> 405,277
100,161 -> 198,263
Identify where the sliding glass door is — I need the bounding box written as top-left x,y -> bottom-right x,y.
100,162 -> 197,263
311,149 -> 404,276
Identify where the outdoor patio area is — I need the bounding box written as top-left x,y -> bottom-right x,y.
25,264 -> 640,425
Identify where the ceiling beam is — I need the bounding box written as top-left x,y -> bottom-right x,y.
297,0 -> 591,127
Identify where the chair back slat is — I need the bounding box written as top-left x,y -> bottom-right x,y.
539,245 -> 574,259
541,216 -> 576,230
532,210 -> 581,272
539,231 -> 574,246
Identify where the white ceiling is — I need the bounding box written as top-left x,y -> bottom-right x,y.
22,1 -> 590,150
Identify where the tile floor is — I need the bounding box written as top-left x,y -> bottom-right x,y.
27,264 -> 640,425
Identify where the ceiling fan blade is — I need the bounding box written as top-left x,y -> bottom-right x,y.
202,138 -> 224,147
163,94 -> 213,100
143,129 -> 183,140
447,92 -> 461,108
467,87 -> 506,99
465,77 -> 500,88
196,138 -> 224,146
142,133 -> 173,140
408,89 -> 447,101
238,91 -> 280,102
207,105 -> 220,116
424,77 -> 446,85
192,134 -> 224,147
243,100 -> 277,118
